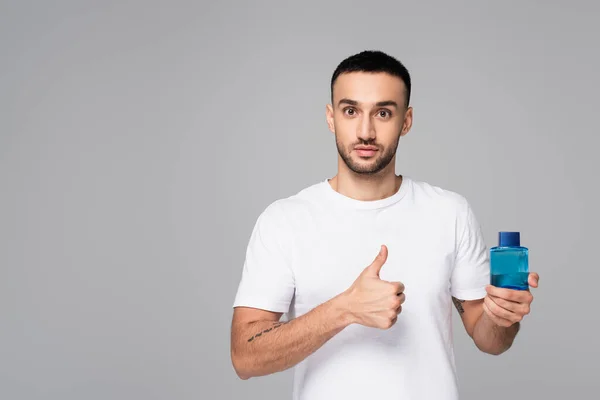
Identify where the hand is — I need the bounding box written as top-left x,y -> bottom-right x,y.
343,245 -> 405,329
483,272 -> 539,327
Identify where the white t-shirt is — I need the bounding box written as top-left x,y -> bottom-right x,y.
233,176 -> 490,400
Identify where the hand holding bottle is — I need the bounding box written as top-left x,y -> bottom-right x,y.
483,272 -> 539,327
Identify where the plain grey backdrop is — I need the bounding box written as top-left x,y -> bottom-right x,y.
1,1 -> 599,399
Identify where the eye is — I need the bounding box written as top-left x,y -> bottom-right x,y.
343,107 -> 357,116
377,110 -> 391,118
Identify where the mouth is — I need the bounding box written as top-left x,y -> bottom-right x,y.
354,146 -> 379,157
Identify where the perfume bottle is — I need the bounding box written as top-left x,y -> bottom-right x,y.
490,232 -> 529,290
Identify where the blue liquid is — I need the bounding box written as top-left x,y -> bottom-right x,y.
491,272 -> 529,290
490,246 -> 529,290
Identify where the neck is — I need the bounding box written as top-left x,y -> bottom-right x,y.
328,163 -> 402,202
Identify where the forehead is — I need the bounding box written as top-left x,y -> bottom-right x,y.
332,72 -> 406,105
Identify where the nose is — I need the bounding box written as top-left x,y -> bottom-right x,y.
357,114 -> 375,142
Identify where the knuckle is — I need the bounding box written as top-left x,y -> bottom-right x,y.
381,317 -> 395,329
394,297 -> 402,308
527,293 -> 534,303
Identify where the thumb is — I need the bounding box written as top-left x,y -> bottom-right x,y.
364,245 -> 388,277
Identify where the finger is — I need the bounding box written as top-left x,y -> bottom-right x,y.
528,272 -> 539,288
381,311 -> 398,329
484,296 -> 521,323
483,301 -> 515,327
488,294 -> 530,316
482,301 -> 513,327
364,245 -> 388,277
486,285 -> 533,304
396,292 -> 406,306
393,281 -> 405,296
389,294 -> 404,313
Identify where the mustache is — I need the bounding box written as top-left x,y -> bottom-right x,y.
351,142 -> 382,148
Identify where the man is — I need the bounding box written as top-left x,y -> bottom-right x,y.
230,50 -> 539,399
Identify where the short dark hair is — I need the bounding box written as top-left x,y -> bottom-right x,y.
330,50 -> 411,107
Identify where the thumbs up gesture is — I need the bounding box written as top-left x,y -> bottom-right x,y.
343,245 -> 405,329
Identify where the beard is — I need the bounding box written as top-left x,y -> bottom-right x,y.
335,135 -> 400,175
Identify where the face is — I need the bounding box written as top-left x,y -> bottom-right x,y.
326,72 -> 413,175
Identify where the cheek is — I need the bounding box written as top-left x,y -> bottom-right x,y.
376,125 -> 401,145
335,117 -> 356,130
333,121 -> 358,140
377,117 -> 403,130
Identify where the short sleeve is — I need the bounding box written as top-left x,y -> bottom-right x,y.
232,201 -> 295,313
450,199 -> 490,300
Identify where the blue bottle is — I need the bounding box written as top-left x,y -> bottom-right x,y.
490,232 -> 529,290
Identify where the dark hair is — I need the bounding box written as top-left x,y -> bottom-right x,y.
330,50 -> 411,107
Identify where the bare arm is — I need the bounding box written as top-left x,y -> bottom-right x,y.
231,245 -> 405,380
472,302 -> 521,355
452,297 -> 519,355
230,293 -> 351,380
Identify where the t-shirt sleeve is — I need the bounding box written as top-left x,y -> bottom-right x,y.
450,198 -> 490,300
232,201 -> 295,313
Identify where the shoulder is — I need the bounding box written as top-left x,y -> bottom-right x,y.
254,180 -> 327,226
408,178 -> 484,247
408,177 -> 472,215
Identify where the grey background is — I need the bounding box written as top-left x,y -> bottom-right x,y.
1,1 -> 598,399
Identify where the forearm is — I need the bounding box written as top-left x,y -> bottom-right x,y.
232,293 -> 351,379
473,310 -> 520,355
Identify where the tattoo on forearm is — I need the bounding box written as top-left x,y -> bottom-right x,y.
452,297 -> 465,314
247,321 -> 287,342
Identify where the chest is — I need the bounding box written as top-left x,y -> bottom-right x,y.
289,209 -> 457,313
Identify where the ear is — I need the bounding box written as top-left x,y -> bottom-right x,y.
400,107 -> 413,137
326,103 -> 335,134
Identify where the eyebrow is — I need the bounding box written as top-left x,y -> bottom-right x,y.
337,98 -> 399,108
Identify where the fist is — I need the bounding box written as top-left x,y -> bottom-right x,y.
344,245 -> 405,329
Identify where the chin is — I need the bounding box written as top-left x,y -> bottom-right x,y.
351,166 -> 381,175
